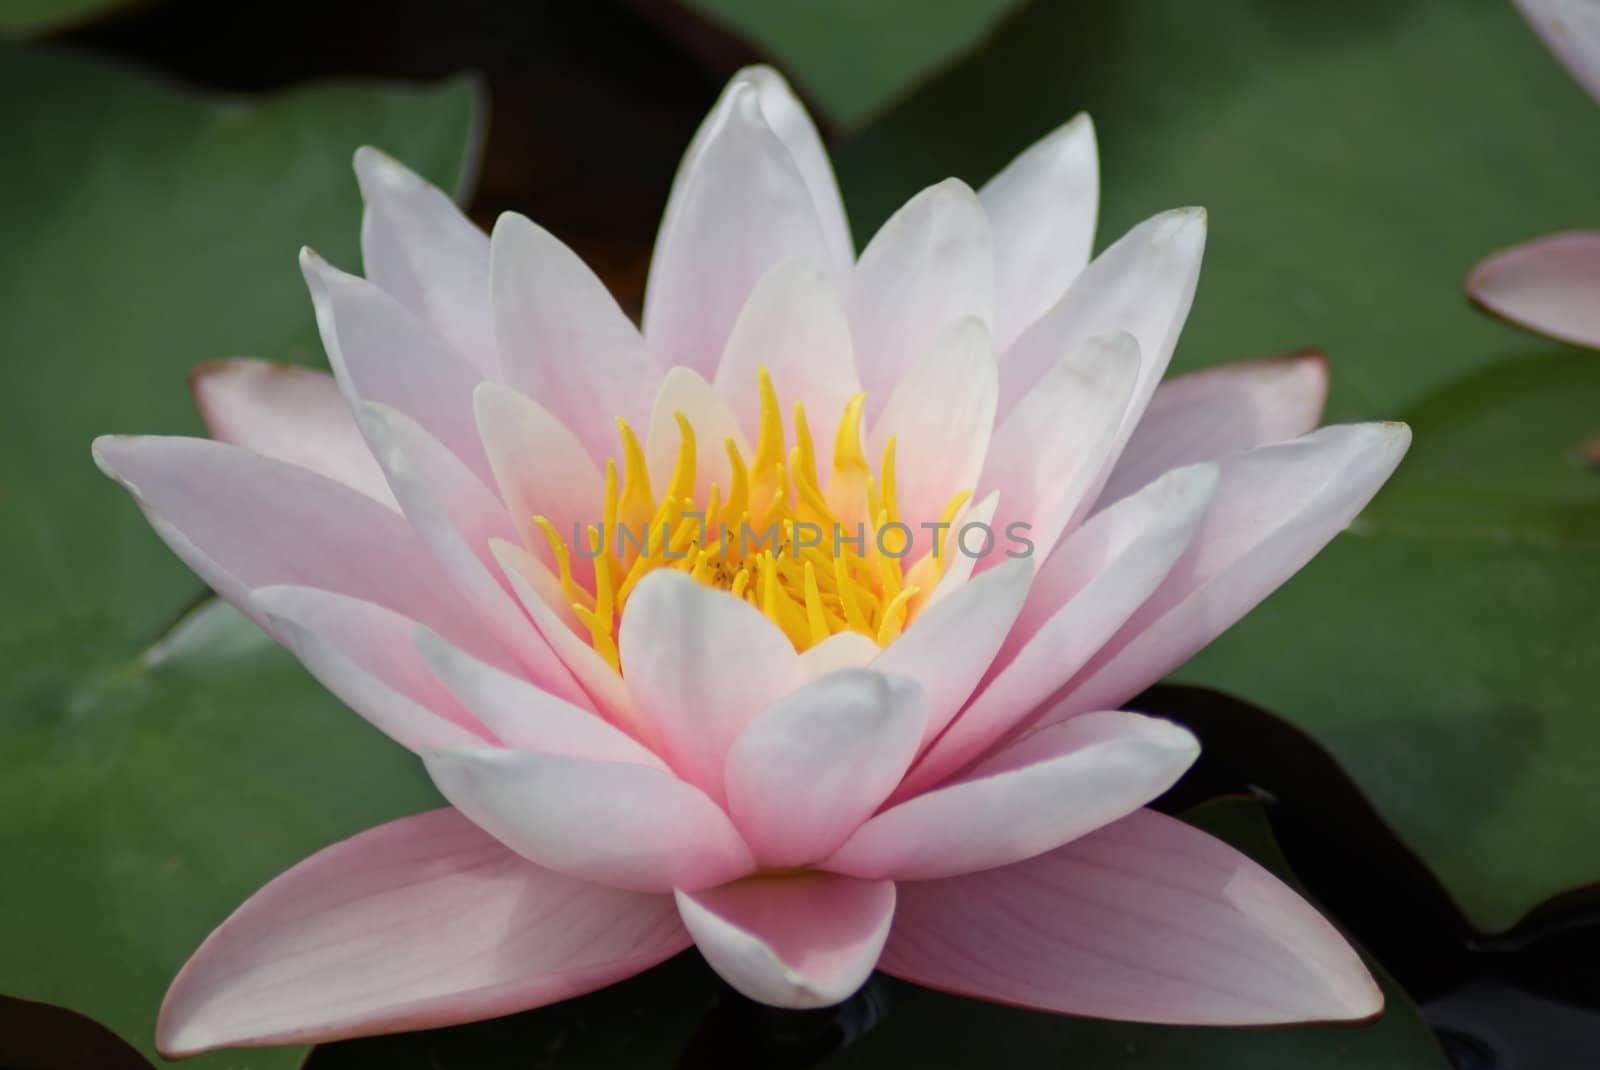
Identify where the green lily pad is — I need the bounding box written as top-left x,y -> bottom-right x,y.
0,43 -> 478,1067
302,797 -> 1450,1069
680,0 -> 1028,128
835,0 -> 1600,930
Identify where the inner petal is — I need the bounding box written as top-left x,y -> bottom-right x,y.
530,368 -> 973,667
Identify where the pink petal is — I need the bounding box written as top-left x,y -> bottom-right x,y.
644,366 -> 753,501
644,78 -> 831,379
189,358 -> 397,509
413,626 -> 664,767
676,874 -> 895,1009
251,586 -> 494,751
1097,349 -> 1328,508
724,669 -> 926,868
866,316 -> 997,555
880,807 -> 1382,1024
1466,231 -> 1600,350
798,630 -> 881,678
301,249 -> 494,486
874,559 -> 1033,747
618,571 -> 803,802
850,179 -> 995,414
980,331 -> 1140,564
157,809 -> 686,1057
740,67 -> 855,278
489,212 -> 657,460
980,113 -> 1099,351
355,403 -> 588,708
713,256 -> 860,476
1048,422 -> 1411,720
423,747 -> 753,893
903,464 -> 1217,797
91,435 -> 502,667
824,712 -> 1198,881
1516,0 -> 1600,104
354,148 -> 500,380
474,381 -> 605,576
997,209 -> 1206,453
490,539 -> 638,731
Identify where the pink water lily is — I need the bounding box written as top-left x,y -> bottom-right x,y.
1467,0 -> 1600,347
94,66 -> 1406,1057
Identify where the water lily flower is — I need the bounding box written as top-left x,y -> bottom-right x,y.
95,66 -> 1407,1058
1467,0 -> 1600,347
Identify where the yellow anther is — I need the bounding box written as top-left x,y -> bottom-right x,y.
792,401 -> 821,491
667,411 -> 697,503
615,418 -> 654,527
833,555 -> 870,635
723,439 -> 750,528
803,561 -> 830,646
752,368 -> 785,478
532,515 -> 591,612
730,567 -> 751,600
880,437 -> 901,525
877,585 -> 920,645
932,489 -> 974,577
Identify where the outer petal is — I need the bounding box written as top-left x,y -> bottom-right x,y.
355,403 -> 588,707
301,249 -> 493,486
724,669 -> 926,868
880,807 -> 1382,1025
1466,231 -> 1600,350
1515,0 -> 1600,104
850,179 -> 995,412
1097,349 -> 1328,508
980,331 -> 1140,563
157,809 -> 687,1057
355,147 -> 500,380
874,559 -> 1033,746
866,316 -> 997,554
676,875 -> 894,1009
252,586 -> 494,752
189,358 -> 397,509
424,747 -> 754,893
618,571 -> 803,801
997,209 -> 1206,463
414,626 -> 664,767
740,66 -> 854,278
490,212 -> 657,460
980,112 -> 1099,351
1048,423 -> 1412,720
824,712 -> 1198,881
713,256 -> 860,476
902,464 -> 1217,797
644,79 -> 832,378
91,435 -> 501,666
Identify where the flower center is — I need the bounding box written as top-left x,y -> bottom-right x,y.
532,370 -> 970,669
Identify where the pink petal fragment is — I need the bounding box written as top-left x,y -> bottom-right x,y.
251,586 -> 493,751
980,112 -> 1099,351
1049,422 -> 1411,720
301,249 -> 494,486
1466,231 -> 1600,350
740,66 -> 855,278
825,712 -> 1198,881
355,147 -> 501,380
190,358 -> 397,509
618,571 -> 803,802
90,435 -> 502,667
676,875 -> 895,1009
903,464 -> 1216,797
725,669 -> 926,868
713,256 -> 860,476
644,79 -> 831,378
1097,349 -> 1328,508
424,747 -> 754,893
413,625 -> 664,768
490,212 -> 657,460
850,179 -> 995,414
355,403 -> 588,708
867,316 -> 997,555
874,559 -> 1032,747
157,809 -> 686,1057
980,331 -> 1140,564
881,807 -> 1382,1025
1516,0 -> 1600,104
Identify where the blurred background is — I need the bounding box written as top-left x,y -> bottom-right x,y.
3,0 -> 1598,1067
